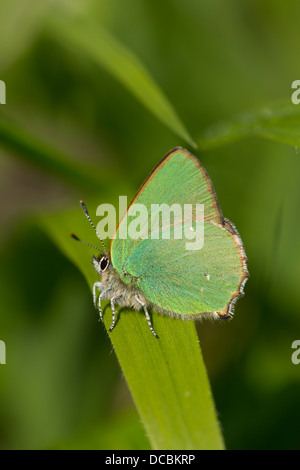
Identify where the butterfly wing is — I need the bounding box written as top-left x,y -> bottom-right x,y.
111,148 -> 248,317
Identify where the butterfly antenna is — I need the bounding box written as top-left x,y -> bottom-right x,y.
80,201 -> 107,254
69,233 -> 105,254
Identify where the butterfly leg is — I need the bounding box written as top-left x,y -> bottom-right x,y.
109,295 -> 121,332
135,296 -> 159,339
93,282 -> 103,309
96,287 -> 112,322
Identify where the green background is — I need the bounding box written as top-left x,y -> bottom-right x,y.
0,0 -> 300,449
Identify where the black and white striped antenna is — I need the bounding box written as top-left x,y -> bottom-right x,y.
69,201 -> 107,255
68,233 -> 105,254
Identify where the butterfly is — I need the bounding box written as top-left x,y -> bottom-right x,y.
70,147 -> 248,338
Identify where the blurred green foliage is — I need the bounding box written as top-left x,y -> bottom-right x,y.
0,0 -> 300,449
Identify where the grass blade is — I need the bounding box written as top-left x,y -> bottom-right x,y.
40,208 -> 225,450
50,18 -> 196,149
197,101 -> 300,150
103,311 -> 225,450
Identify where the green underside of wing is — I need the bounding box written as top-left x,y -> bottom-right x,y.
112,222 -> 244,315
111,150 -> 245,316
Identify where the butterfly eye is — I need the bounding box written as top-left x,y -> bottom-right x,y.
100,256 -> 109,272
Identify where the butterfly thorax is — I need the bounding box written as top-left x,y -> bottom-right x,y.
100,260 -> 148,310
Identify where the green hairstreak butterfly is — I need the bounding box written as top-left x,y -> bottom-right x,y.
71,147 -> 248,338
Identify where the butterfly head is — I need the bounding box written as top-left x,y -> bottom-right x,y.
92,254 -> 110,276
70,201 -> 110,276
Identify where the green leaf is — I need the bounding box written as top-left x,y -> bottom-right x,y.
197,101 -> 300,150
39,207 -> 224,450
102,312 -> 224,450
50,17 -> 196,149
